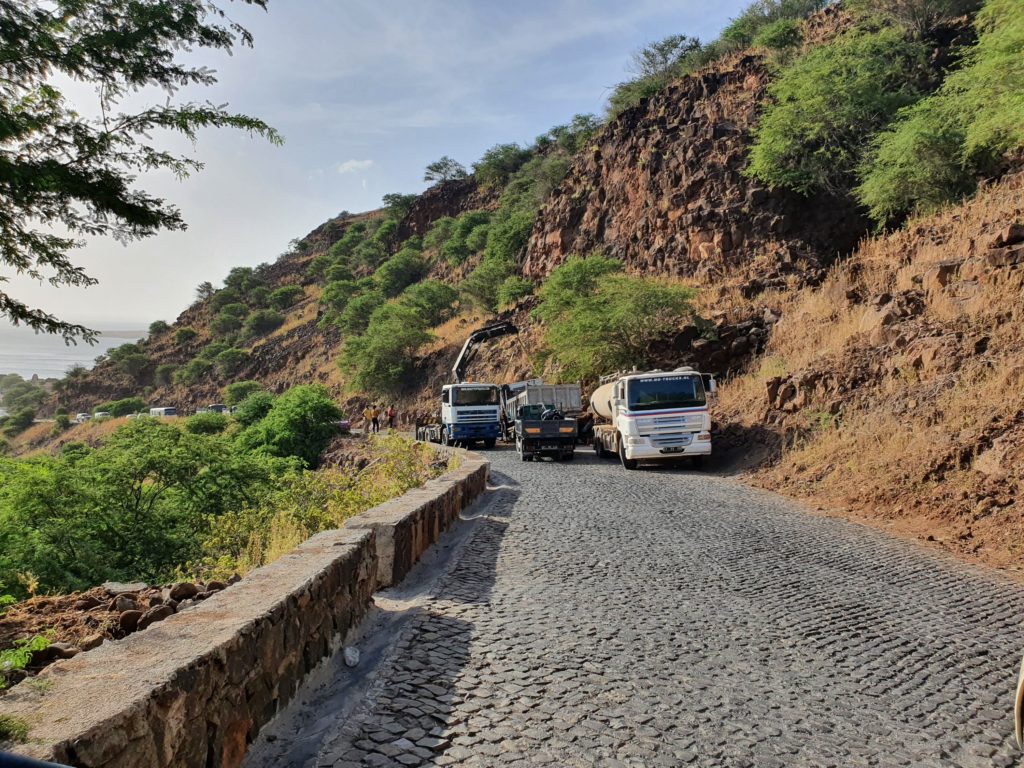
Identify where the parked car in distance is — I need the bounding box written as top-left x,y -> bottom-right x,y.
149,407 -> 177,417
207,403 -> 229,414
75,412 -> 91,423
93,411 -> 112,420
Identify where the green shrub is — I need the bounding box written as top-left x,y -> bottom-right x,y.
108,343 -> 149,379
232,391 -> 276,427
847,0 -> 981,35
244,309 -> 285,337
0,635 -> 50,691
209,287 -> 242,311
464,223 -> 490,253
338,291 -> 385,335
857,0 -> 1024,222
722,0 -> 826,47
148,320 -> 170,335
94,397 -> 146,418
424,216 -> 456,252
461,255 -> 514,312
2,408 -> 36,438
214,348 -> 249,377
0,419 -> 284,595
186,412 -> 231,435
210,312 -> 243,337
238,385 -> 342,468
197,340 -> 231,361
173,358 -> 213,386
375,247 -> 427,297
154,363 -> 178,387
440,211 -> 492,265
51,413 -> 72,435
472,143 -> 532,189
496,276 -> 534,309
397,281 -> 459,326
534,255 -> 695,380
174,327 -> 198,345
249,285 -> 271,309
325,262 -> 354,283
224,380 -> 265,407
747,27 -> 929,195
424,156 -> 468,183
217,302 -> 249,319
753,18 -> 803,49
0,377 -> 45,411
381,193 -> 417,220
340,305 -> 432,395
0,713 -> 30,742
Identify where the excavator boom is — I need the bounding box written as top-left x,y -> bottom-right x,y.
452,320 -> 518,383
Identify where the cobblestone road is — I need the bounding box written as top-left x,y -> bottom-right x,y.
286,448 -> 1024,767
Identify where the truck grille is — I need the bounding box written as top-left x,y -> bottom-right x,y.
636,414 -> 703,432
456,409 -> 497,423
650,433 -> 693,448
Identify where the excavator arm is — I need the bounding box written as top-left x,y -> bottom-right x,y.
452,320 -> 518,383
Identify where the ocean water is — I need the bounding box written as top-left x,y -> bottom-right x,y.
0,326 -> 147,380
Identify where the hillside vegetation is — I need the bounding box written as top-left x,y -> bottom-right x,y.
4,0 -> 1023,567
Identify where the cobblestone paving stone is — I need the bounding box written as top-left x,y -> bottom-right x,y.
316,449 -> 1024,767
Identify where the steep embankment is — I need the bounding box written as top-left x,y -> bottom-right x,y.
717,173 -> 1024,567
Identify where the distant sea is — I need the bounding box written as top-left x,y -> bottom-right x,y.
0,326 -> 147,380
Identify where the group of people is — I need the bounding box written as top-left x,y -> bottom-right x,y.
362,403 -> 397,434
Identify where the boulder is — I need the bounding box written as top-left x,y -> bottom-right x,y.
118,609 -> 143,634
168,582 -> 200,601
138,604 -> 175,631
923,260 -> 962,294
101,581 -> 147,595
80,634 -> 105,651
73,596 -> 102,611
113,595 -> 138,613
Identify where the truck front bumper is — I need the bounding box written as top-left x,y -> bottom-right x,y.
623,434 -> 711,460
450,422 -> 501,440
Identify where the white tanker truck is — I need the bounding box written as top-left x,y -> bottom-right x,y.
591,367 -> 714,470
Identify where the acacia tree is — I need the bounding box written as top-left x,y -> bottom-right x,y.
423,156 -> 467,184
0,0 -> 281,342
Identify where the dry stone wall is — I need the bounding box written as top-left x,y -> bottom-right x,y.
0,446 -> 489,768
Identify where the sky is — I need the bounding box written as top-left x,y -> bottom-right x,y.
6,0 -> 750,332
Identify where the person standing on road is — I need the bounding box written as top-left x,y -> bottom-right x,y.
387,404 -> 396,430
362,404 -> 378,435
371,405 -> 381,434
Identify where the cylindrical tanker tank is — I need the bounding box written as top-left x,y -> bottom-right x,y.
590,380 -> 617,420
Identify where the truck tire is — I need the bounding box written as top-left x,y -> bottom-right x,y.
618,437 -> 638,471
594,437 -> 605,459
441,429 -> 450,447
484,438 -> 497,449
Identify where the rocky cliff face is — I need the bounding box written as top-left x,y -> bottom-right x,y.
523,53 -> 868,293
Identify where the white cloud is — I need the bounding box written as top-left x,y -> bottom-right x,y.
337,159 -> 374,174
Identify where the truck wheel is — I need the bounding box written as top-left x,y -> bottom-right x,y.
594,438 -> 604,459
484,438 -> 497,449
618,438 -> 638,471
441,429 -> 450,447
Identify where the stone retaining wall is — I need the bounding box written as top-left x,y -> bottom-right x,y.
0,445 -> 489,768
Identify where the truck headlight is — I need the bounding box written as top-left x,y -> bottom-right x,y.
627,437 -> 648,446
696,432 -> 711,442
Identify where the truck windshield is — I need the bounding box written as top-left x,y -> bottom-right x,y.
627,376 -> 705,411
453,387 -> 499,405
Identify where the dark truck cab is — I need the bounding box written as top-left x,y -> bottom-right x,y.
514,404 -> 578,462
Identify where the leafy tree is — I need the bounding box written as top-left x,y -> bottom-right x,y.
0,377 -> 46,411
535,255 -> 696,380
497,276 -> 534,309
217,302 -> 249,319
340,305 -> 432,396
1,408 -> 36,438
195,281 -> 217,302
0,419 -> 283,595
424,156 -> 468,184
536,114 -> 601,154
94,397 -> 146,417
224,380 -> 265,407
154,363 -> 178,387
398,281 -> 459,326
722,0 -> 827,47
325,262 -> 354,283
175,327 -> 198,345
148,320 -> 170,336
0,0 -> 280,342
381,193 -> 417,220
186,412 -> 231,435
223,266 -> 261,297
629,34 -> 704,78
857,0 -> 1024,222
269,285 -> 304,310
747,27 -> 929,195
249,285 -> 271,308
338,291 -> 385,335
173,358 -> 213,385
214,348 -> 250,377
472,143 -> 533,189
439,211 -> 491,265
461,255 -> 514,312
753,18 -> 804,49
232,391 -> 276,427
211,311 -> 244,337
108,343 -> 149,379
51,413 -> 72,436
847,0 -> 981,36
375,248 -> 427,297
244,309 -> 285,337
238,385 -> 342,468
424,217 -> 457,252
